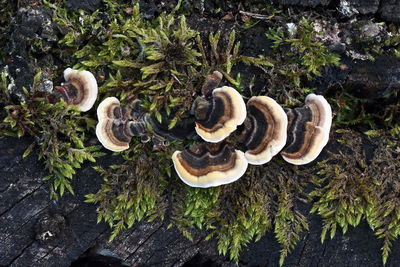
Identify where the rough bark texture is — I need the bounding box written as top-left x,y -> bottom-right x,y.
343,56 -> 400,99
379,0 -> 400,22
347,0 -> 380,14
278,0 -> 331,7
1,135 -> 400,267
278,0 -> 400,22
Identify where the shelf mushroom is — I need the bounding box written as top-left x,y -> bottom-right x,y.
172,142 -> 248,188
96,97 -> 148,152
241,96 -> 288,165
281,93 -> 332,165
192,86 -> 247,143
54,68 -> 98,112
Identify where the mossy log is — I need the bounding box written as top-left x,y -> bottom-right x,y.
1,135 -> 400,267
1,0 -> 400,266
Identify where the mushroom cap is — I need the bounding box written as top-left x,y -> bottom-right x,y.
95,119 -> 130,152
243,96 -> 288,165
97,97 -> 121,121
281,93 -> 332,165
172,143 -> 248,188
63,68 -> 98,112
195,86 -> 246,143
96,97 -> 132,152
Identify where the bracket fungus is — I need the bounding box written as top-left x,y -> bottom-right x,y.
281,93 -> 332,165
172,142 -> 248,188
240,96 -> 288,165
96,97 -> 148,152
193,86 -> 247,143
53,68 -> 98,112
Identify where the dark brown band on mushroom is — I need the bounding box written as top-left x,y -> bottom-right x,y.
126,121 -> 147,137
201,71 -> 223,96
243,104 -> 269,152
191,97 -> 210,121
283,107 -> 312,154
53,84 -> 78,104
145,113 -> 196,141
69,78 -> 85,105
195,90 -> 232,132
282,122 -> 323,160
178,143 -> 237,177
238,96 -> 288,165
113,106 -> 124,119
103,120 -> 130,147
127,99 -> 147,119
111,122 -> 132,143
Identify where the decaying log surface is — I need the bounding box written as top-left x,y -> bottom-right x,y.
1,135 -> 400,267
1,0 -> 400,265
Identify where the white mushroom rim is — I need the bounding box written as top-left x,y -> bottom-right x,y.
172,150 -> 248,188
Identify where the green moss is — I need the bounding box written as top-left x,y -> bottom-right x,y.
352,23 -> 400,58
309,130 -> 400,264
0,71 -> 104,199
48,3 -> 313,264
85,142 -> 171,241
171,187 -> 220,241
266,17 -> 340,93
49,2 -> 272,128
333,90 -> 400,138
166,160 -> 311,265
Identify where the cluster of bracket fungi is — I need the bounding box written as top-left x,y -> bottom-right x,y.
171,71 -> 332,188
51,68 -> 332,189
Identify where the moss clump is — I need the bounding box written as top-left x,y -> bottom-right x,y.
51,3 -> 329,265
49,2 -> 272,127
333,89 -> 400,138
309,130 -> 400,264
266,17 -> 340,105
0,71 -> 104,199
171,186 -> 220,241
309,131 -> 368,239
169,161 -> 310,265
85,142 -> 171,241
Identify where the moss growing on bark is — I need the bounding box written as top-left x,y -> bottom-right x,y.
265,16 -> 340,106
85,142 -> 171,241
309,130 -> 400,264
0,71 -> 104,199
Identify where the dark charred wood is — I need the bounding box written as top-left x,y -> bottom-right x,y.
278,0 -> 331,7
343,56 -> 400,99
